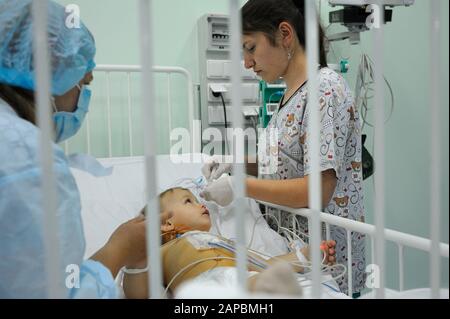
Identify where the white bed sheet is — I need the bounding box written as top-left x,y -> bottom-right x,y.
175,271 -> 349,299
70,154 -> 288,260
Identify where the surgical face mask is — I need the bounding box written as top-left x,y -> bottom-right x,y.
52,84 -> 91,143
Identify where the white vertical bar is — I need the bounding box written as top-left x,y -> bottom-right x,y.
86,113 -> 91,155
347,230 -> 353,297
186,76 -> 196,155
429,0 -> 441,299
370,235 -> 375,298
106,72 -> 112,157
229,0 -> 247,292
305,0 -> 322,299
373,0 -> 386,299
167,74 -> 172,148
139,0 -> 162,298
127,72 -> 134,156
326,223 -> 331,241
32,0 -> 63,298
371,236 -> 375,265
398,244 -> 404,291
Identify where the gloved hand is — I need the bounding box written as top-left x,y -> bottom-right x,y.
199,174 -> 234,207
201,155 -> 233,182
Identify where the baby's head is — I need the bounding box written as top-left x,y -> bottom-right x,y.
158,188 -> 211,242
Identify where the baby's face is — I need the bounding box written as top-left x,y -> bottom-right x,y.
161,189 -> 211,233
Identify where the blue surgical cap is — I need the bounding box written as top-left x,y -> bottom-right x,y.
0,0 -> 96,95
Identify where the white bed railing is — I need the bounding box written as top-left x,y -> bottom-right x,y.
259,201 -> 450,297
63,64 -> 197,157
33,0 -> 63,298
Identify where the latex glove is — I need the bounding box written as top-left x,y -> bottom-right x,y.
199,174 -> 234,207
201,155 -> 233,182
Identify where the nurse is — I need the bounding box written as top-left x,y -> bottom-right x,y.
0,0 -> 146,298
201,0 -> 366,296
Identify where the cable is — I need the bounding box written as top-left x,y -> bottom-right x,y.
227,212 -> 330,271
163,246 -> 346,297
355,53 -> 395,131
155,196 -> 349,293
247,212 -> 282,248
158,230 -> 347,296
164,256 -> 238,296
219,92 -> 230,155
249,115 -> 258,131
245,212 -> 346,280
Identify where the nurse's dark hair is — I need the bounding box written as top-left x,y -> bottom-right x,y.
0,83 -> 36,124
241,0 -> 327,68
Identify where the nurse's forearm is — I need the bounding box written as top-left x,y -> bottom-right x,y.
90,243 -> 125,278
246,170 -> 337,208
246,178 -> 309,208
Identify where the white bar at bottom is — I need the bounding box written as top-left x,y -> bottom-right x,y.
32,0 -> 63,298
373,0 -> 386,299
429,0 -> 442,299
229,0 -> 247,293
305,0 -> 322,299
139,0 -> 163,299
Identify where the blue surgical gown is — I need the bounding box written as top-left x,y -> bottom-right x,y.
0,98 -> 118,298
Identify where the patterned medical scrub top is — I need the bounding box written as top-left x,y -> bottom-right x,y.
259,68 -> 366,294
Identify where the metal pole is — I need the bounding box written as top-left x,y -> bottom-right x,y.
305,0 -> 322,299
429,0 -> 441,299
106,72 -> 112,157
138,0 -> 163,298
229,0 -> 248,293
373,1 -> 386,298
32,0 -> 63,298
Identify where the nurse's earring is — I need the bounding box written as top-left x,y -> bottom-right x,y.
287,46 -> 294,61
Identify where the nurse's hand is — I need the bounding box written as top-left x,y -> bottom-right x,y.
108,215 -> 147,267
201,155 -> 232,182
199,174 -> 234,207
91,215 -> 147,277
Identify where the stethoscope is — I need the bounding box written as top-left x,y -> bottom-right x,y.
345,137 -> 358,158
321,133 -> 334,155
347,183 -> 360,204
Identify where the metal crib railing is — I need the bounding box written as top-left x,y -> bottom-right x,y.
63,64 -> 197,157
262,203 -> 449,297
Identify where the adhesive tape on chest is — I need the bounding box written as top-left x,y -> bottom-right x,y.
181,231 -> 223,250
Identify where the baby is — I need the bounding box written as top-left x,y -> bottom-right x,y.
123,187 -> 336,298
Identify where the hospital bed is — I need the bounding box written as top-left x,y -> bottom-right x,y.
68,64 -> 449,299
